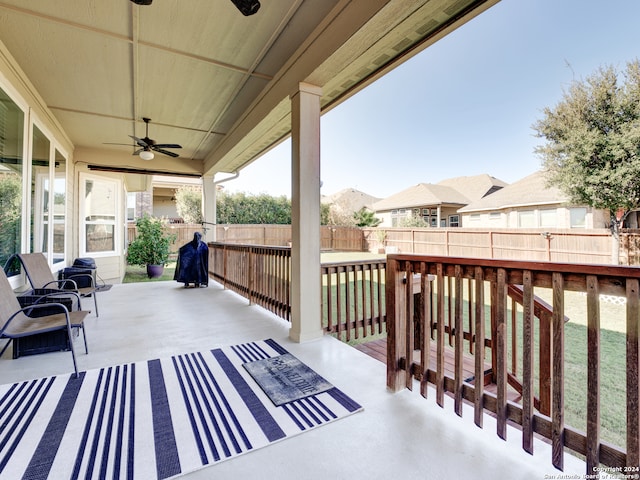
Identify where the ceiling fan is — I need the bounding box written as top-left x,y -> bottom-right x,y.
123,117 -> 182,160
130,0 -> 260,16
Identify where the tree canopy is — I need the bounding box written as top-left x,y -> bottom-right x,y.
216,191 -> 292,224
533,59 -> 640,234
353,207 -> 381,227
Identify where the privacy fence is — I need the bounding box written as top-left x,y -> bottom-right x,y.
128,223 -> 640,264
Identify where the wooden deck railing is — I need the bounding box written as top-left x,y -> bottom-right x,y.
208,243 -> 291,320
386,254 -> 640,474
320,259 -> 386,340
208,243 -> 386,338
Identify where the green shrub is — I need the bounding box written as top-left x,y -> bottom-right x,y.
126,214 -> 176,266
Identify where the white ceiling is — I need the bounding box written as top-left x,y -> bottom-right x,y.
0,0 -> 499,178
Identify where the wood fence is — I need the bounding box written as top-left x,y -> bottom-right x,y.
128,222 -> 640,265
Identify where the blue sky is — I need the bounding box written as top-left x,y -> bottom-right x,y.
222,0 -> 640,198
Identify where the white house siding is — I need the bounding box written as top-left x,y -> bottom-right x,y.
461,205 -> 608,229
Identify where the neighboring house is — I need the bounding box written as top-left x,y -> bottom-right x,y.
458,171 -> 609,229
321,188 -> 380,225
373,174 -> 507,227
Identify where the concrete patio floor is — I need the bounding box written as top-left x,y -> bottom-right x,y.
0,280 -> 587,479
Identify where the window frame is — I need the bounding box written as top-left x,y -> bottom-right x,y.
79,173 -> 122,257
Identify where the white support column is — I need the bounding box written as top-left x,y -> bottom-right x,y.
290,82 -> 323,343
202,175 -> 216,242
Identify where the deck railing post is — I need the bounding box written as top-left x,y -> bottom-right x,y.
551,272 -> 565,471
386,257 -> 406,392
626,278 -> 640,468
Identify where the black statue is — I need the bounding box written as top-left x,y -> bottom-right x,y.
174,232 -> 209,287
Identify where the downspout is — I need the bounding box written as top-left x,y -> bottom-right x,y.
205,172 -> 239,242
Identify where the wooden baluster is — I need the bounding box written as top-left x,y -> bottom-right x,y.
454,265 -> 464,416
468,277 -> 475,355
405,261 -> 414,390
326,267 -> 334,334
474,266 -> 485,428
345,266 -> 352,342
378,265 -> 385,334
522,270 -> 534,454
586,275 -> 600,474
496,268 -> 508,440
420,262 -> 431,399
337,267 -> 343,340
354,264 -> 360,340
511,298 -> 517,375
436,263 -> 445,407
448,275 -> 453,347
552,272 -> 565,471
627,278 -> 640,469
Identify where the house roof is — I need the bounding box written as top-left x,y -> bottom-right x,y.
321,188 -> 380,212
437,174 -> 507,202
372,173 -> 507,211
372,183 -> 471,211
458,171 -> 568,212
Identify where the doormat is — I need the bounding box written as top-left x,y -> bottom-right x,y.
243,353 -> 334,406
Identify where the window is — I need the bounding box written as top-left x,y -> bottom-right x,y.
570,207 -> 587,228
448,215 -> 460,227
469,214 -> 480,222
31,124 -> 50,255
81,175 -> 119,254
0,86 -> 25,277
539,208 -> 557,228
518,210 -> 535,228
422,208 -> 429,215
489,212 -> 501,220
127,192 -> 137,221
52,149 -> 66,264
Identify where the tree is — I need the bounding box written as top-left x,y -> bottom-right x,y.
174,185 -> 203,224
533,59 -> 640,263
216,191 -> 291,224
0,174 -> 22,268
353,207 -> 381,227
398,214 -> 429,228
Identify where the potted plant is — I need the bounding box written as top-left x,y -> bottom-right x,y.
126,214 -> 176,278
374,229 -> 387,254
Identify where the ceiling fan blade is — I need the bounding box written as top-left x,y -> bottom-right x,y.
154,148 -> 180,158
129,135 -> 149,147
104,142 -> 137,147
153,143 -> 182,149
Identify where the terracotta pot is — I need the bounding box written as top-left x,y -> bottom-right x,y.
146,264 -> 165,278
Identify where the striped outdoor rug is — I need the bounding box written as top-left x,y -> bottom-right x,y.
0,339 -> 362,479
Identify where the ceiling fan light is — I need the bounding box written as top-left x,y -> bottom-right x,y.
139,150 -> 154,161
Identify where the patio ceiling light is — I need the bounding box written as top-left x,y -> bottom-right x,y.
139,150 -> 154,161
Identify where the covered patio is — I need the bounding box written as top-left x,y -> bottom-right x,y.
0,278 -> 586,478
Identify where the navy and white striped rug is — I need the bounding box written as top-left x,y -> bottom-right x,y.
0,339 -> 362,479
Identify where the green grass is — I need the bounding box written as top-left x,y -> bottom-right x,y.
122,262 -> 176,283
